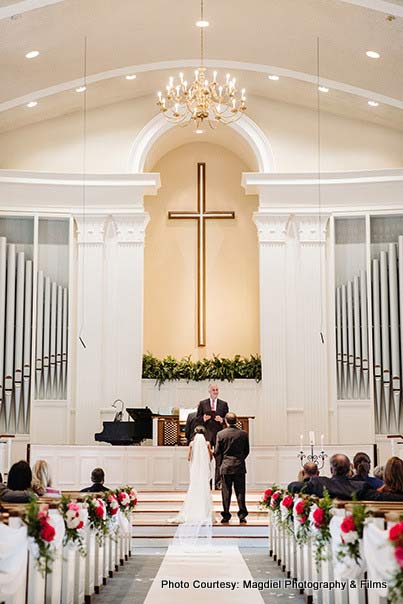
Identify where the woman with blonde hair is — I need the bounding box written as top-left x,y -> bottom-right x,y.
32,459 -> 61,497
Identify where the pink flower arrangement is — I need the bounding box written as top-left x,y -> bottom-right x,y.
65,502 -> 84,530
37,504 -> 56,543
270,491 -> 281,509
312,506 -> 325,529
106,493 -> 120,516
94,498 -> 106,520
282,495 -> 293,509
117,491 -> 131,507
389,521 -> 403,569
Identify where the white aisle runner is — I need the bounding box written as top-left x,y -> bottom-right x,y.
143,545 -> 265,604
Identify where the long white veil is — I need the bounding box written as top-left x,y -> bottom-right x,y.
172,433 -> 214,550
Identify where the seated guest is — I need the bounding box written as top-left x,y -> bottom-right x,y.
288,462 -> 319,493
373,465 -> 384,481
359,457 -> 403,501
0,460 -> 34,502
80,467 -> 109,492
32,460 -> 61,497
303,454 -> 366,499
351,452 -> 383,489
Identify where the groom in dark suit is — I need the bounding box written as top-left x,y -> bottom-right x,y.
196,383 -> 229,447
214,412 -> 250,523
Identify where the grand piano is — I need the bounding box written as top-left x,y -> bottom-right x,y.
95,407 -> 154,445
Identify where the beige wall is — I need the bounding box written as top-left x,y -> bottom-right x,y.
143,142 -> 259,359
0,94 -> 402,173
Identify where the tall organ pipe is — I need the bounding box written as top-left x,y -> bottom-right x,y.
389,243 -> 401,429
23,260 -> 32,432
336,287 -> 342,397
341,285 -> 348,397
43,277 -> 51,399
0,237 -> 6,409
372,259 -> 382,430
4,244 -> 16,432
360,269 -> 369,399
380,251 -> 391,431
50,282 -> 57,397
62,287 -> 68,398
56,285 -> 62,398
353,276 -> 361,397
347,281 -> 355,397
14,252 -> 25,428
35,271 -> 44,398
399,236 -> 403,430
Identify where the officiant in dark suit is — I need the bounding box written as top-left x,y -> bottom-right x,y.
196,383 -> 229,447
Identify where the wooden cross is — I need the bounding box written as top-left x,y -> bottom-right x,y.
168,162 -> 235,347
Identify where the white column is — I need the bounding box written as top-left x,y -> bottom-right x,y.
111,212 -> 150,403
253,213 -> 290,444
74,214 -> 108,443
294,214 -> 330,441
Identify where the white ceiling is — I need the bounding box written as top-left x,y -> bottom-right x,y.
1,0 -> 403,134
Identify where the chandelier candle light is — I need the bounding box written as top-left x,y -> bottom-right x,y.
298,431 -> 328,470
156,0 -> 247,129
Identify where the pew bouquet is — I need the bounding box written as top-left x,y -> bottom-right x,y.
85,496 -> 109,543
294,496 -> 313,544
388,521 -> 403,604
310,490 -> 333,567
24,500 -> 56,574
115,486 -> 138,518
337,503 -> 368,564
280,494 -> 294,533
259,484 -> 279,509
59,496 -> 86,554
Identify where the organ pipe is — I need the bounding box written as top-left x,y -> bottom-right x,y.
56,285 -> 62,397
4,244 -> 16,432
23,260 -> 32,432
35,271 -> 44,398
347,281 -> 355,395
360,269 -> 369,399
14,252 -> 25,428
341,284 -> 348,396
380,251 -> 391,431
43,277 -> 51,399
336,287 -> 342,397
62,287 -> 68,398
389,243 -> 401,429
50,282 -> 57,397
353,276 -> 361,397
0,237 -> 6,410
372,259 -> 382,430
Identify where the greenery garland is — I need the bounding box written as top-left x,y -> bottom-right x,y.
142,353 -> 261,387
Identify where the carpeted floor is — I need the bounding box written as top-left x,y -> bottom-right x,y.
95,548 -> 305,604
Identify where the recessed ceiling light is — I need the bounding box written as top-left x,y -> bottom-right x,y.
75,86 -> 87,93
26,101 -> 38,108
196,129 -> 204,134
126,74 -> 137,80
268,75 -> 279,81
25,50 -> 39,59
366,50 -> 380,59
318,86 -> 329,93
195,20 -> 209,27
368,100 -> 379,107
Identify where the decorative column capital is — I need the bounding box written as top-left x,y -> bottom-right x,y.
253,212 -> 290,244
112,212 -> 150,244
294,214 -> 330,244
74,214 -> 108,245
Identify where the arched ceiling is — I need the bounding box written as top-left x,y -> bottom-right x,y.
1,0 -> 403,134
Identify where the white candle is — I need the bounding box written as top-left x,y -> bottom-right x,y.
300,434 -> 303,449
321,434 -> 324,449
309,431 -> 315,445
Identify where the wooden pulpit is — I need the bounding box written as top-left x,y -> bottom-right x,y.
155,415 -> 255,446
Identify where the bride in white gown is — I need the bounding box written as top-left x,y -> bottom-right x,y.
172,426 -> 215,549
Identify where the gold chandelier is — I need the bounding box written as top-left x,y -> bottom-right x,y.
156,0 -> 247,130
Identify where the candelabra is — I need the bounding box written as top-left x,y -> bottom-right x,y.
298,433 -> 328,470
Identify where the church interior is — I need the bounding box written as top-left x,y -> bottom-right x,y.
1,0 -> 403,603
